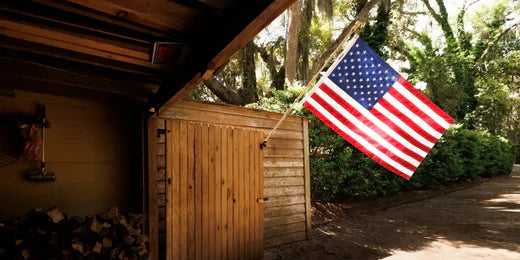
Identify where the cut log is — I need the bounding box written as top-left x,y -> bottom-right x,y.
103,237 -> 113,248
92,242 -> 103,253
1,207 -> 148,259
71,240 -> 84,253
124,234 -> 136,245
90,216 -> 109,233
101,207 -> 120,220
21,249 -> 30,259
46,207 -> 65,223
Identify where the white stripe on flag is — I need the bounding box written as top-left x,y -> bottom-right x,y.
383,94 -> 443,139
322,78 -> 428,157
315,88 -> 420,167
393,81 -> 451,129
372,103 -> 436,148
306,98 -> 414,176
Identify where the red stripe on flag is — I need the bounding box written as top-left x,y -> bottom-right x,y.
311,93 -> 416,171
397,77 -> 455,124
378,99 -> 439,143
387,87 -> 447,133
304,101 -> 411,180
370,108 -> 432,152
319,84 -> 424,162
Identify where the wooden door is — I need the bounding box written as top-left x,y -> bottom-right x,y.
165,120 -> 265,260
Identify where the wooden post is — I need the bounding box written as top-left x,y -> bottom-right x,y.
302,118 -> 312,239
147,118 -> 159,260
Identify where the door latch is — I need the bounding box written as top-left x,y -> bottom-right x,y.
257,197 -> 269,203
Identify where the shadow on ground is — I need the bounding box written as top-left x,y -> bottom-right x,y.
266,166 -> 520,259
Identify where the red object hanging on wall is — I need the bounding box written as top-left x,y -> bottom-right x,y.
24,124 -> 42,160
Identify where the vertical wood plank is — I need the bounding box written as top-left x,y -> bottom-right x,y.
221,127 -> 228,260
248,131 -> 255,259
232,128 -> 240,260
179,121 -> 188,260
258,132 -> 265,256
166,120 -> 173,260
208,125 -> 216,259
147,118 -> 158,260
167,120 -> 181,260
254,131 -> 261,259
303,118 -> 312,240
172,121 -> 181,260
187,123 -> 196,259
243,130 -> 250,260
239,130 -> 246,260
194,124 -> 203,260
215,126 -> 222,260
202,124 -> 209,260
228,127 -> 235,260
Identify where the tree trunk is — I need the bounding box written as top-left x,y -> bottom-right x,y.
240,41 -> 259,103
285,0 -> 302,84
298,0 -> 314,83
258,40 -> 286,90
272,65 -> 286,90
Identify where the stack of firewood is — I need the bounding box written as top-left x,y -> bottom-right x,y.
0,207 -> 148,259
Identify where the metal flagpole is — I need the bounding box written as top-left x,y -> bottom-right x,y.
260,21 -> 363,149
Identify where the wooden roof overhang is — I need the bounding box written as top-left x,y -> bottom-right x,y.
0,0 -> 297,108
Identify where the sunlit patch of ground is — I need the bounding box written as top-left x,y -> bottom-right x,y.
385,238 -> 520,260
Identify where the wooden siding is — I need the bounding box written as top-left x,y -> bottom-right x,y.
0,90 -> 133,218
159,99 -> 311,248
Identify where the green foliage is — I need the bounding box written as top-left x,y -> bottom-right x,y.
246,83 -> 303,113
404,34 -> 462,117
308,15 -> 334,60
397,1 -> 520,123
307,114 -> 515,200
360,0 -> 392,59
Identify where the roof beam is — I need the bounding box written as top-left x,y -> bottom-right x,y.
0,56 -> 158,101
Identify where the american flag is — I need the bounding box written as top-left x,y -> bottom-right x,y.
302,36 -> 454,179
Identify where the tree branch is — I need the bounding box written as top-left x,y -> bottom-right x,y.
420,0 -> 442,24
397,0 -> 427,16
203,78 -> 245,105
465,0 -> 481,10
479,22 -> 520,62
403,27 -> 422,38
307,0 -> 384,85
399,11 -> 428,16
421,0 -> 456,48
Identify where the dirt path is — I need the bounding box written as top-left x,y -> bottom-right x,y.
266,165 -> 520,259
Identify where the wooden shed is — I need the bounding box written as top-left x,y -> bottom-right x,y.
151,100 -> 311,258
0,0 -> 305,259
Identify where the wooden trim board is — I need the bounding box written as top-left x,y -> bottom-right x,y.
303,118 -> 312,240
147,118 -> 159,260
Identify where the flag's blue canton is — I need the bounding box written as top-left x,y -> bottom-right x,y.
329,38 -> 400,110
